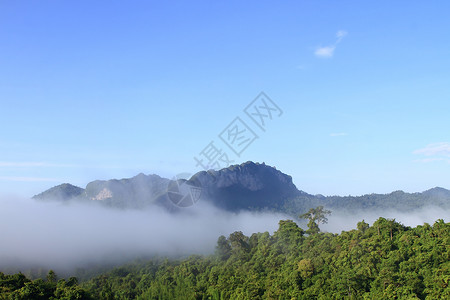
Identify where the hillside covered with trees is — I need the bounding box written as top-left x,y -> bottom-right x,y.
1,217 -> 448,299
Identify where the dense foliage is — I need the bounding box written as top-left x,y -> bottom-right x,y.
0,271 -> 90,300
2,218 -> 448,299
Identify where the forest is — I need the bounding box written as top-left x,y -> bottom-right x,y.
1,213 -> 448,299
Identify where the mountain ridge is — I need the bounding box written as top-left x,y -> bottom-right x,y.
32,161 -> 450,214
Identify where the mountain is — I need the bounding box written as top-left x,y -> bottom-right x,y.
32,162 -> 306,211
32,183 -> 84,202
32,162 -> 450,214
192,161 -> 303,210
422,186 -> 450,198
84,173 -> 170,209
318,187 -> 450,212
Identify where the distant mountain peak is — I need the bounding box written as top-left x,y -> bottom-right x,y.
192,161 -> 301,210
423,186 -> 450,197
425,186 -> 448,192
32,183 -> 84,201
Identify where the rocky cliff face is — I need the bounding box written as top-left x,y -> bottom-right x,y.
192,161 -> 301,210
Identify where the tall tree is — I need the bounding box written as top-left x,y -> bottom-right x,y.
215,235 -> 232,261
299,206 -> 331,234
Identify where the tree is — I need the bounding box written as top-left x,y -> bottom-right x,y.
300,206 -> 331,234
297,259 -> 314,278
215,235 -> 231,261
46,270 -> 57,283
357,220 -> 369,233
228,231 -> 250,260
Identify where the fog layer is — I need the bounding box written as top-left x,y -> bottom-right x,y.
0,196 -> 287,272
1,196 -> 448,274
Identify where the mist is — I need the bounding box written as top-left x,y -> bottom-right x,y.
0,196 -> 288,274
320,206 -> 449,233
1,196 -> 448,276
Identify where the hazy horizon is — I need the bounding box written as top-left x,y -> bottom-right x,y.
30,164 -> 450,199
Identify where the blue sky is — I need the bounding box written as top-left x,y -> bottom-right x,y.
1,1 -> 450,197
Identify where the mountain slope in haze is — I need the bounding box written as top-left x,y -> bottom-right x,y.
33,174 -> 171,209
32,183 -> 84,202
84,173 -> 170,209
320,187 -> 450,212
32,162 -> 450,214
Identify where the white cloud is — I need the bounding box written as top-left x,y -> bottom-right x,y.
413,142 -> 450,157
315,46 -> 336,58
0,176 -> 60,182
413,142 -> 450,163
0,161 -> 124,169
0,161 -> 81,168
414,158 -> 450,163
0,162 -> 46,167
330,132 -> 348,137
336,30 -> 348,40
314,30 -> 347,58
